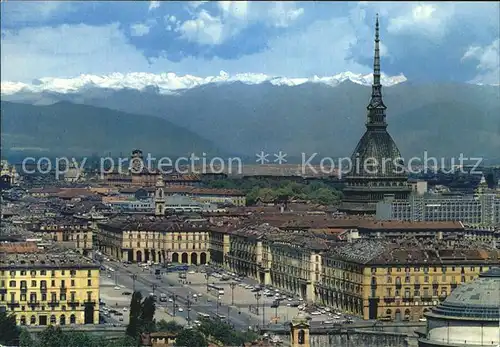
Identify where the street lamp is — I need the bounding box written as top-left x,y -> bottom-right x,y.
152,284 -> 157,296
172,294 -> 178,317
205,270 -> 212,293
216,295 -> 221,316
132,274 -> 137,292
254,292 -> 261,328
229,282 -> 237,306
186,293 -> 192,326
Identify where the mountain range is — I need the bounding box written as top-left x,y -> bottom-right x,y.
1,72 -> 499,164
0,101 -> 219,158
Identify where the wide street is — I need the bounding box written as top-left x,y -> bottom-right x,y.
100,260 -> 273,331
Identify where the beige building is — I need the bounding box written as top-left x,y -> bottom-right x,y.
211,223 -> 500,322
317,239 -> 500,321
97,217 -> 210,265
29,219 -> 94,257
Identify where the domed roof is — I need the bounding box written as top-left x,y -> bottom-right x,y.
429,267 -> 500,320
347,129 -> 406,178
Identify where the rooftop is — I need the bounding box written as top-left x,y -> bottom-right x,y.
0,244 -> 99,270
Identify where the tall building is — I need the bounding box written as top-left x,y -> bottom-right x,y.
339,15 -> 411,215
376,193 -> 500,227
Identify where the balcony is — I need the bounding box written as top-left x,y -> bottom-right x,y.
20,287 -> 27,292
383,296 -> 395,302
7,301 -> 20,308
48,301 -> 60,307
28,300 -> 40,306
402,296 -> 413,303
68,300 -> 80,307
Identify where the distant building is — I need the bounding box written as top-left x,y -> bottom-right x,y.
376,193 -> 500,227
409,179 -> 428,195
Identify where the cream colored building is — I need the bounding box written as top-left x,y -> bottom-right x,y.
97,217 -> 210,265
212,223 -> 500,322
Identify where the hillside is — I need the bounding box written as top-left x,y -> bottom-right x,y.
0,101 -> 221,158
2,82 -> 499,161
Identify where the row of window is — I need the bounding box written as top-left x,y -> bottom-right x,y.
372,266 -> 485,274
3,269 -> 94,277
4,278 -> 93,288
2,290 -> 94,303
18,314 -> 77,325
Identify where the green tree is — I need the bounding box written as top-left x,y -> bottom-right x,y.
0,310 -> 20,346
174,328 -> 208,347
140,295 -> 156,333
126,291 -> 143,338
104,335 -> 138,347
156,319 -> 183,334
19,328 -> 35,347
38,326 -> 68,347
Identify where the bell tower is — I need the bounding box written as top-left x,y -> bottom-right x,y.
290,313 -> 311,347
155,175 -> 165,216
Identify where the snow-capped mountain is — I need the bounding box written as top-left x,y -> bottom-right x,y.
0,71 -> 408,95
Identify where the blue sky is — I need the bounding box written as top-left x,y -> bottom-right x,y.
1,1 -> 499,84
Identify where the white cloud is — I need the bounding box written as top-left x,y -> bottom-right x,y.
1,19 -> 367,82
130,23 -> 151,37
462,39 -> 500,85
180,10 -> 225,45
387,4 -> 453,38
177,1 -> 304,45
148,1 -> 160,11
1,1 -> 75,27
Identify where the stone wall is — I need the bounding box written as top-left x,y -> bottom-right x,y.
310,330 -> 410,347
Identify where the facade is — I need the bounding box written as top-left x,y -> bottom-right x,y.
212,223 -> 500,322
339,16 -> 411,215
0,160 -> 19,186
317,240 -> 499,321
418,267 -> 500,346
163,187 -> 246,207
376,193 -> 500,227
28,219 -> 94,256
103,150 -> 159,187
97,217 -> 210,265
0,243 -> 100,326
355,221 -> 498,244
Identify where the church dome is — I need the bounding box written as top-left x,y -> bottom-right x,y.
348,129 -> 406,178
430,267 -> 500,320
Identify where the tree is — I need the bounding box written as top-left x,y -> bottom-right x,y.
0,310 -> 20,346
104,335 -> 138,347
19,328 -> 35,347
174,328 -> 208,347
156,320 -> 183,334
126,291 -> 143,338
38,325 -> 67,347
140,295 -> 156,333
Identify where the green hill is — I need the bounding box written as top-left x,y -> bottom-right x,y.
0,101 -> 221,158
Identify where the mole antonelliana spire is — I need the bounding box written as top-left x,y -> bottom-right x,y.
338,15 -> 411,215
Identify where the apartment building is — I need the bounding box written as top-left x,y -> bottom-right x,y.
376,194 -> 500,226
97,217 -> 210,265
28,218 -> 94,256
0,242 -> 100,326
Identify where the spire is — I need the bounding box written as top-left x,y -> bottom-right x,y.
366,14 -> 387,128
373,14 -> 381,87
